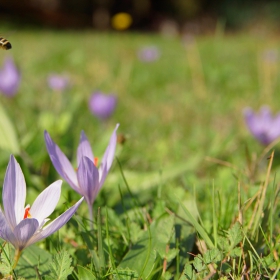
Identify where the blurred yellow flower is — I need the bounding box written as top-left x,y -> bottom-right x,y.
111,13 -> 132,30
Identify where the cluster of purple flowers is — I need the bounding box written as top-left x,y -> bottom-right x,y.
0,56 -> 119,267
0,124 -> 119,267
0,57 -> 118,121
0,48 -> 124,270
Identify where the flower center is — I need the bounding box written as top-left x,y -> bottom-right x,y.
23,205 -> 31,219
75,157 -> 99,171
94,157 -> 98,166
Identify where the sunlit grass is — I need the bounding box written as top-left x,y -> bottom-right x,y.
0,27 -> 279,278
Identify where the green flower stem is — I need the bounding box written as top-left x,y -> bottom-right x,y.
12,248 -> 21,271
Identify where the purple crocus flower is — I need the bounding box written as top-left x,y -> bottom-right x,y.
89,92 -> 117,120
44,124 -> 119,225
0,57 -> 21,97
47,74 -> 69,91
137,46 -> 161,62
0,155 -> 83,267
244,106 -> 280,145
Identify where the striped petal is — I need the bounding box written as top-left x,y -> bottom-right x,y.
77,157 -> 99,205
13,218 -> 39,250
77,131 -> 94,167
44,131 -> 80,193
99,124 -> 119,186
30,180 -> 62,226
26,197 -> 83,247
3,155 -> 26,230
0,208 -> 16,244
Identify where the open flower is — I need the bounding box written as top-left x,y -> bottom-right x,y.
0,155 -> 83,268
244,106 -> 280,145
89,91 -> 117,120
44,124 -> 119,224
0,57 -> 21,97
47,74 -> 69,91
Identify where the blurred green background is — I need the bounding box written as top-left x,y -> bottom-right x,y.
0,0 -> 279,210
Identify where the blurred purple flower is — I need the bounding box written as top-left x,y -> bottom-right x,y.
0,57 -> 21,97
137,46 -> 161,62
47,74 -> 69,91
89,91 -> 117,120
244,106 -> 280,145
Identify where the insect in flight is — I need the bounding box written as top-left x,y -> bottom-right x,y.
0,37 -> 12,50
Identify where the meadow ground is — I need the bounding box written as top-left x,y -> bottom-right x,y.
0,27 -> 279,279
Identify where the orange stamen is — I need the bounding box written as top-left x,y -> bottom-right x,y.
74,157 -> 99,172
23,206 -> 31,219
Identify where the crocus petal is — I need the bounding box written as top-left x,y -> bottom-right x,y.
0,208 -> 7,235
260,106 -> 272,120
0,208 -> 15,244
26,197 -> 84,247
0,57 -> 21,97
99,124 -> 119,185
77,157 -> 99,205
30,180 -> 62,226
244,108 -> 258,133
244,106 -> 280,145
77,131 -> 94,167
13,218 -> 39,250
3,155 -> 26,230
44,131 -> 80,193
243,107 -> 254,122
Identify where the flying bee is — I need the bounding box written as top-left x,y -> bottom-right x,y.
0,37 -> 12,50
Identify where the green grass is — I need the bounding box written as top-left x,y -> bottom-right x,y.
0,27 -> 279,279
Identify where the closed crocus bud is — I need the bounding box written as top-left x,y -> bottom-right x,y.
0,57 -> 21,97
47,74 -> 69,91
137,46 -> 161,62
89,91 -> 117,120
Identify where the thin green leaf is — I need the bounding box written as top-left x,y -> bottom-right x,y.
0,243 -> 12,277
97,207 -> 105,269
180,204 -> 215,249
